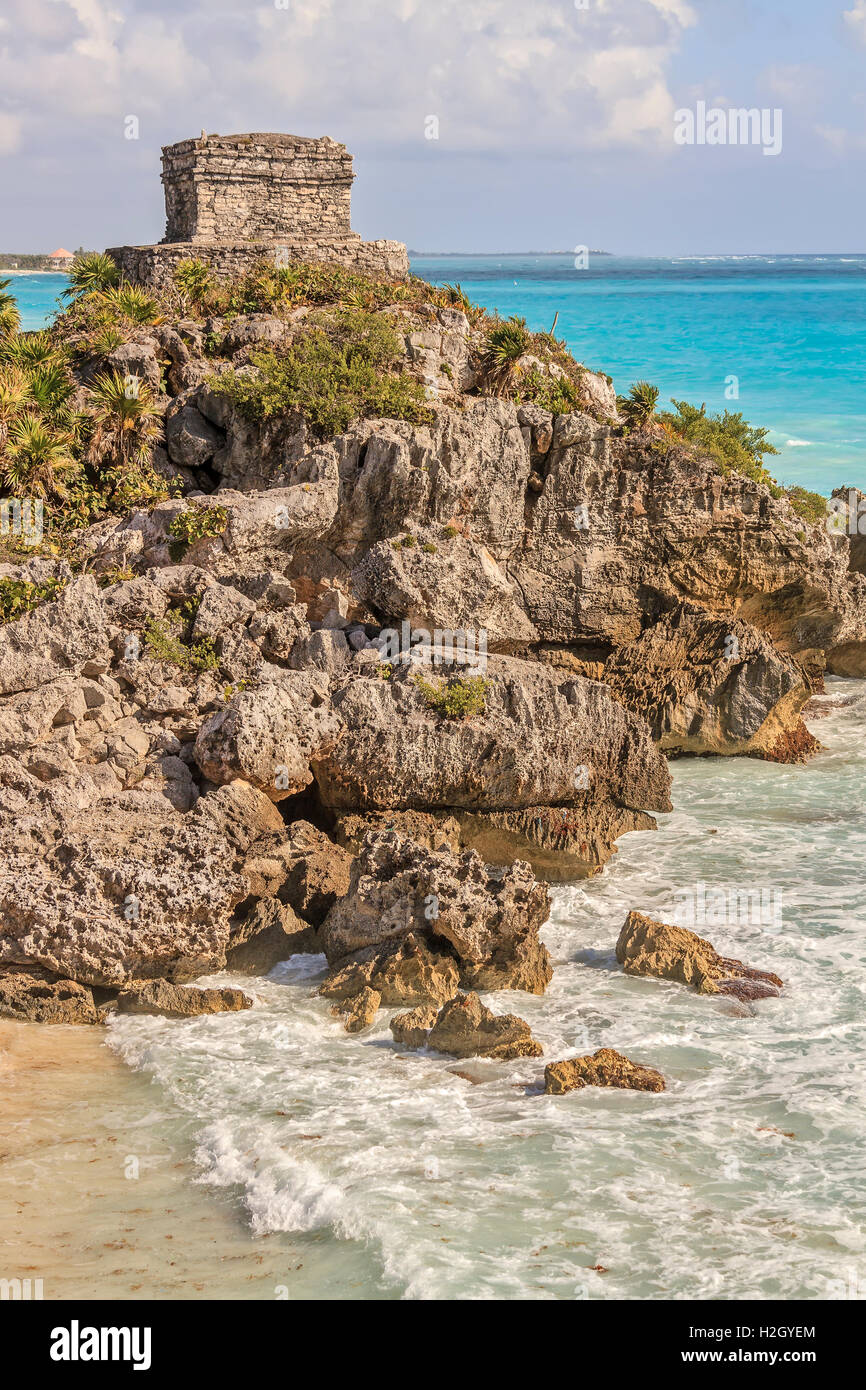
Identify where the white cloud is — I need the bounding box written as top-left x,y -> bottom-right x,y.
844,1 -> 866,44
0,0 -> 696,157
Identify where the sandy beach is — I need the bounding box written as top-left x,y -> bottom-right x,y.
0,1019 -> 383,1301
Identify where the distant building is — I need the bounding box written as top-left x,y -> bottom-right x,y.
48,248 -> 74,269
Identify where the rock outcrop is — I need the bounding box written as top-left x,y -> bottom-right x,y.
2,248 -> 861,1028
544,1048 -> 665,1094
0,963 -> 101,1025
605,606 -> 818,761
115,979 -> 253,1017
391,990 -> 543,1060
331,985 -> 381,1033
616,911 -> 783,1000
319,830 -> 552,1003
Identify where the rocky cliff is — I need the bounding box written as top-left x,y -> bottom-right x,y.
0,256 -> 861,1023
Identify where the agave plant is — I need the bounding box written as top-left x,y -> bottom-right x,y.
62,252 -> 120,302
87,370 -> 161,475
2,413 -> 76,501
618,380 -> 660,430
25,360 -> 75,419
1,330 -> 60,369
89,325 -> 125,359
173,258 -> 214,313
0,278 -> 21,338
482,315 -> 532,395
100,284 -> 162,326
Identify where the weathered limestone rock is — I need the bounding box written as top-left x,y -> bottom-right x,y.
190,583 -> 256,641
194,674 -> 341,799
319,829 -> 552,995
0,963 -> 100,1025
544,1048 -> 665,1095
605,607 -> 818,761
331,985 -> 381,1033
0,774 -> 277,989
225,897 -> 318,974
320,933 -> 460,1008
425,991 -> 543,1060
0,577 -> 111,696
314,656 -> 671,819
616,910 -> 783,1000
166,403 -> 225,471
389,1002 -> 439,1048
115,979 -> 253,1017
242,819 -> 353,926
352,535 -> 537,649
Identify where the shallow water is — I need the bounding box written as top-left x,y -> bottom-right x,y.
84,680 -> 866,1301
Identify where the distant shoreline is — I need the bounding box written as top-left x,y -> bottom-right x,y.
0,268 -> 69,277
410,250 -> 611,258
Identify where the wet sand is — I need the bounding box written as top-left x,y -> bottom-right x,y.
0,1020 -> 385,1300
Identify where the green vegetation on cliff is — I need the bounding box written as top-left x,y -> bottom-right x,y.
211,308 -> 435,439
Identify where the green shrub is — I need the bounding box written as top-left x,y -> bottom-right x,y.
211,309 -> 434,439
659,399 -> 781,492
413,672 -> 488,720
173,259 -> 216,313
785,486 -> 827,526
143,612 -> 219,672
0,576 -> 65,622
168,504 -> 229,559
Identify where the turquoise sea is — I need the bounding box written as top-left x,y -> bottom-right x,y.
8,255 -> 866,494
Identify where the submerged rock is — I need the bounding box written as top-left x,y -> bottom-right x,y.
115,979 -> 253,1018
544,1048 -> 665,1095
392,990 -> 542,1060
390,1002 -> 439,1048
320,933 -> 460,1008
331,985 -> 381,1033
616,910 -> 783,999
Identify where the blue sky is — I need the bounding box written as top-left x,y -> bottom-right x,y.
1,0 -> 865,254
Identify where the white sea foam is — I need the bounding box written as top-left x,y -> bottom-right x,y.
108,680 -> 866,1300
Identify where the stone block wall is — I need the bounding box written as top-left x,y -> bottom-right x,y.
161,133 -> 354,244
106,238 -> 411,292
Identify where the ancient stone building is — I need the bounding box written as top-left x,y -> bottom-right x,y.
108,132 -> 408,288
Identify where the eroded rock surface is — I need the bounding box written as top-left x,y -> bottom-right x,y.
391,990 -> 542,1059
115,979 -> 253,1017
544,1048 -> 665,1094
0,963 -> 100,1025
616,911 -> 783,999
605,607 -> 818,761
319,830 -> 552,1002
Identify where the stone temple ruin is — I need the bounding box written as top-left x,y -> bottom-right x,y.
108,132 -> 409,288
